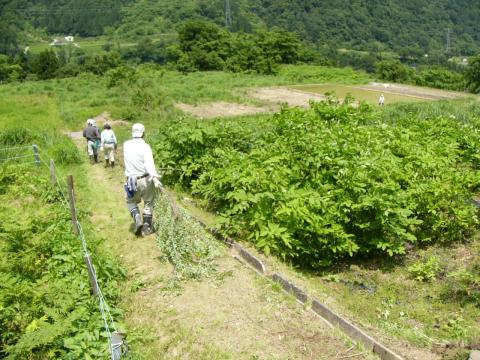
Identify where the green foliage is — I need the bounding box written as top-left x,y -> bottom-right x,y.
30,0 -> 123,37
0,127 -> 36,145
30,49 -> 60,80
0,165 -> 124,358
121,38 -> 174,64
84,52 -> 123,76
445,261 -> 480,305
376,60 -> 414,82
49,138 -> 82,165
465,54 -> 480,93
414,66 -> 466,91
0,55 -> 24,83
408,256 -> 441,282
154,192 -> 220,287
154,100 -> 480,267
176,20 -> 311,74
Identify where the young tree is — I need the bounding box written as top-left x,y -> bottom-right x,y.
376,60 -> 413,82
31,49 -> 60,80
465,55 -> 480,93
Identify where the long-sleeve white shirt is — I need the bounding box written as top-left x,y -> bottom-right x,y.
123,138 -> 158,180
101,129 -> 117,147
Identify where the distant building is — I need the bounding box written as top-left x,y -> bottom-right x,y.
49,36 -> 74,46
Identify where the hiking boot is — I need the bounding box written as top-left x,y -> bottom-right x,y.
105,159 -> 109,168
141,214 -> 154,236
94,154 -> 99,163
111,161 -> 115,168
130,209 -> 143,235
141,223 -> 153,236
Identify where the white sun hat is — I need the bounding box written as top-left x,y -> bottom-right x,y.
132,123 -> 145,138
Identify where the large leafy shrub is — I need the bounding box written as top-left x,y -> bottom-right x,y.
153,101 -> 480,267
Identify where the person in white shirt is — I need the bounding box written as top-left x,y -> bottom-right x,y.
100,123 -> 117,168
378,94 -> 385,106
123,123 -> 163,236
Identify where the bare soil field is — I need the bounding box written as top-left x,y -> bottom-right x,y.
175,101 -> 268,119
250,87 -> 326,107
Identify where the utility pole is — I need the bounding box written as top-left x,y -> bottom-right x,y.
445,28 -> 451,54
225,0 -> 232,28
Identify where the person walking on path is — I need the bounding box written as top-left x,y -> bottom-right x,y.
378,94 -> 385,106
83,119 -> 101,164
123,123 -> 163,236
100,123 -> 118,168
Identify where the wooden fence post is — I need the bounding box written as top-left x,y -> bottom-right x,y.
32,144 -> 40,166
67,175 -> 79,235
84,255 -> 99,296
50,159 -> 57,186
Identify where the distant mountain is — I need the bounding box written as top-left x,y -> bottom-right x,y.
1,0 -> 479,56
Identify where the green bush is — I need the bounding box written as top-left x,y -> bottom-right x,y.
153,101 -> 480,267
49,138 -> 82,165
408,256 -> 441,282
445,262 -> 480,305
0,127 -> 35,145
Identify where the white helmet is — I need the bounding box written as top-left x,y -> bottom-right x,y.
86,118 -> 94,126
132,123 -> 145,138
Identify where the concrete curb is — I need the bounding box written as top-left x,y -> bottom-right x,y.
232,242 -> 266,274
270,272 -> 308,304
311,299 -> 403,360
193,216 -> 404,360
470,350 -> 480,360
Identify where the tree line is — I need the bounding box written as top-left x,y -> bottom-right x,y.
1,19 -> 480,93
2,0 -> 480,58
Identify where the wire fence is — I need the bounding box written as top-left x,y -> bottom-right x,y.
1,144 -> 126,359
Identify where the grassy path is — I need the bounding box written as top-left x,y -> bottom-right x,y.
72,141 -> 374,360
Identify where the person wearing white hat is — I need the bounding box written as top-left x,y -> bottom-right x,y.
123,123 -> 163,236
83,118 -> 101,163
378,94 -> 385,106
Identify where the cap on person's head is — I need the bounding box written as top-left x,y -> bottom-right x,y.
86,118 -> 94,126
104,123 -> 111,130
132,123 -> 145,138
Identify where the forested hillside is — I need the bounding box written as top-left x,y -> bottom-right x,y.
1,0 -> 480,56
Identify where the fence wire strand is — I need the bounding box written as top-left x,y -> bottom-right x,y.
0,154 -> 35,162
0,145 -> 34,152
6,147 -> 121,359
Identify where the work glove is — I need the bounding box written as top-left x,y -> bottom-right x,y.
153,177 -> 163,191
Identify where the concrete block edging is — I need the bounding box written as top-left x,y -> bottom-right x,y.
194,217 -> 404,360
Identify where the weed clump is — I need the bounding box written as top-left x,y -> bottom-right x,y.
49,138 -> 82,165
154,191 -> 221,290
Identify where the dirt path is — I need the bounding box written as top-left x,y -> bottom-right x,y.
72,139 -> 374,360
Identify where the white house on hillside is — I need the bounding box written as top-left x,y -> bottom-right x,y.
50,36 -> 75,46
